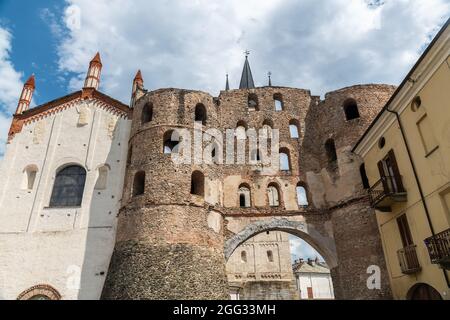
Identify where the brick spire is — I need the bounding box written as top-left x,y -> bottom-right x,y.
131,70 -> 145,107
83,52 -> 102,90
15,74 -> 35,114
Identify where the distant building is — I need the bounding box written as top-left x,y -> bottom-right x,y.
226,231 -> 299,300
293,258 -> 334,300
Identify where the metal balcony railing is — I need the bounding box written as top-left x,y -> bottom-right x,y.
424,228 -> 450,269
369,176 -> 407,211
397,244 -> 421,274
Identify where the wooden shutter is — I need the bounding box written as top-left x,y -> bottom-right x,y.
387,150 -> 405,192
397,214 -> 413,247
377,160 -> 389,191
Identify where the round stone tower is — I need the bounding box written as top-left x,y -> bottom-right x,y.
102,88 -> 229,299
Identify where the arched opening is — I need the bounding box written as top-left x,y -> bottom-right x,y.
49,165 -> 86,207
289,120 -> 300,138
225,224 -> 336,301
141,102 -> 153,124
267,183 -> 280,207
296,183 -> 309,207
274,93 -> 283,111
132,171 -> 145,197
22,165 -> 38,190
236,121 -> 247,140
407,283 -> 442,300
279,148 -> 291,171
325,139 -> 337,165
241,250 -> 247,263
194,103 -> 207,125
262,119 -> 273,139
360,163 -> 370,189
17,284 -> 61,300
248,93 -> 259,110
95,164 -> 109,190
190,170 -> 204,197
163,130 -> 180,154
238,184 -> 251,208
267,250 -> 274,262
343,99 -> 360,120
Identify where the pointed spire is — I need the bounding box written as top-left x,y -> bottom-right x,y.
268,71 -> 272,87
91,52 -> 102,64
131,69 -> 145,107
225,74 -> 230,91
134,70 -> 143,83
239,51 -> 255,89
15,74 -> 35,114
25,74 -> 36,89
84,52 -> 103,90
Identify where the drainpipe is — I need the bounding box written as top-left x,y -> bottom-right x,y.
385,107 -> 450,288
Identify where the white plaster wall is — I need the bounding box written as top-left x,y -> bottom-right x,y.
297,273 -> 334,300
0,99 -> 131,300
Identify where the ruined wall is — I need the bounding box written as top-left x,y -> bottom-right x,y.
102,89 -> 229,299
103,84 -> 396,300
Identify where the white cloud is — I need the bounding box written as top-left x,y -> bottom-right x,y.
289,235 -> 323,262
51,0 -> 449,102
0,26 -> 24,157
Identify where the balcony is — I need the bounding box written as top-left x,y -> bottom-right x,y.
397,244 -> 421,274
369,176 -> 407,212
424,228 -> 450,270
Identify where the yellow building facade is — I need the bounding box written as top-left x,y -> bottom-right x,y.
354,19 -> 450,300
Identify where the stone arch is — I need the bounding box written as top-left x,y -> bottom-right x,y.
224,218 -> 338,269
17,284 -> 61,300
406,283 -> 442,300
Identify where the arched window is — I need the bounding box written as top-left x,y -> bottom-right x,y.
274,93 -> 283,111
22,165 -> 38,190
238,184 -> 251,208
236,121 -> 247,140
248,93 -> 259,110
360,163 -> 370,189
267,183 -> 280,207
95,165 -> 109,190
49,165 -> 86,207
267,250 -> 274,262
195,103 -> 207,125
325,139 -> 337,164
241,251 -> 247,263
141,103 -> 153,124
163,130 -> 179,154
262,119 -> 273,139
132,171 -> 145,197
343,98 -> 360,120
296,183 -> 309,207
190,171 -> 204,197
279,148 -> 290,171
289,120 -> 299,138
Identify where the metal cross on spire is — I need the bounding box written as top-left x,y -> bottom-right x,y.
244,50 -> 250,58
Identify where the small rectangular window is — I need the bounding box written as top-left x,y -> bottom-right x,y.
417,114 -> 438,156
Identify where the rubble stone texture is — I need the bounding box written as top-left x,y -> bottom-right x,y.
102,84 -> 396,300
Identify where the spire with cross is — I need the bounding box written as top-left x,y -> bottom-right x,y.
239,50 -> 255,89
